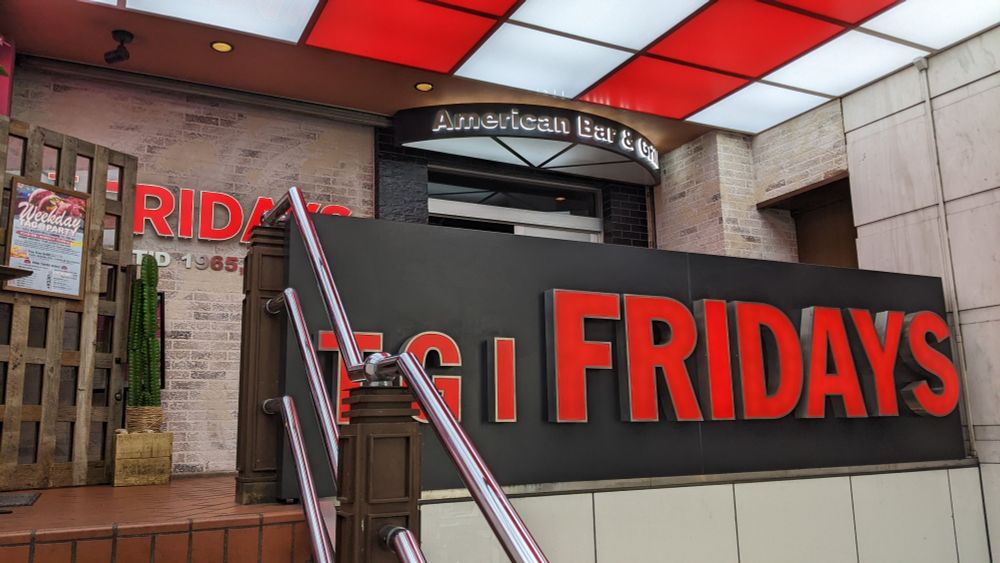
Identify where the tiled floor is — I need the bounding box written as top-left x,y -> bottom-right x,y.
0,475 -> 313,563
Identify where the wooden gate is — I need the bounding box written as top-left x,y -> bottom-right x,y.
0,116 -> 136,489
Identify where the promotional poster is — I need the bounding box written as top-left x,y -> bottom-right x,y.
6,177 -> 88,299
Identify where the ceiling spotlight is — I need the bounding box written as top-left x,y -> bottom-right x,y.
104,29 -> 133,65
210,41 -> 234,53
414,82 -> 434,92
555,196 -> 567,202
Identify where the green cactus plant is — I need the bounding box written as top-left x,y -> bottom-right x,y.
127,254 -> 161,407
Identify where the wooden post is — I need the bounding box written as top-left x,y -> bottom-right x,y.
235,225 -> 287,504
337,387 -> 422,563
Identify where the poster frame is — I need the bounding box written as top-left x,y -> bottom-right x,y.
4,175 -> 90,300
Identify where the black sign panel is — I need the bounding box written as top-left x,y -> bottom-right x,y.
393,104 -> 660,185
281,217 -> 964,495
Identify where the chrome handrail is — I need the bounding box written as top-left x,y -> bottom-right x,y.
261,188 -> 366,377
381,526 -> 428,563
262,187 -> 549,563
262,396 -> 335,563
266,287 -> 340,481
392,352 -> 547,563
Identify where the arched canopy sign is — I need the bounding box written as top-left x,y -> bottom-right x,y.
394,104 -> 660,186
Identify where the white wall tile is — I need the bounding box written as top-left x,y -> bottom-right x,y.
735,476 -> 857,563
855,207 -> 944,278
981,464 -> 1000,563
948,467 -> 991,563
852,470 -> 959,563
976,440 -> 1000,465
929,25 -> 1000,98
959,318 -> 1000,428
847,105 -> 939,226
974,424 -> 1000,441
511,494 -> 596,563
934,76 -> 1000,202
843,65 -> 922,133
594,484 -> 738,563
421,501 -> 507,563
946,189 -> 1000,311
420,493 -> 596,563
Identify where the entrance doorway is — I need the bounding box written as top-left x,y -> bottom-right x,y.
426,169 -> 603,243
760,177 -> 858,269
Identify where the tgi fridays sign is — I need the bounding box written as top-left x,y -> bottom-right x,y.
283,217 -> 965,493
129,184 -> 352,243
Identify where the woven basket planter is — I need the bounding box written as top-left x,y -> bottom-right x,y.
125,406 -> 163,433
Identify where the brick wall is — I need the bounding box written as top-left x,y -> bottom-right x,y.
752,100 -> 848,201
716,133 -> 797,261
11,65 -> 374,473
376,128 -> 429,223
654,133 -> 725,254
601,185 -> 649,247
655,131 -> 796,260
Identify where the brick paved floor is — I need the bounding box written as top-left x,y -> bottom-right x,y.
0,474 -> 314,563
0,474 -> 293,533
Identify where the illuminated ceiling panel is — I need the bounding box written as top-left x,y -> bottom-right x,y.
688,83 -> 829,134
92,0 -> 1000,137
771,0 -> 898,24
764,31 -> 927,96
862,0 -> 1000,49
456,24 -> 632,98
648,0 -> 844,77
510,0 -> 709,50
580,57 -> 747,119
438,0 -> 517,17
306,1 -> 495,72
125,0 -> 319,42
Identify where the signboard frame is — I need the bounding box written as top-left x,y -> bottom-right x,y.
281,216 -> 965,495
4,175 -> 90,300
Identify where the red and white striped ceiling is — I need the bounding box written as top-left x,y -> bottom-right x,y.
90,0 -> 1000,133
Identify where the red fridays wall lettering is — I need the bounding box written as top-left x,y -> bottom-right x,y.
319,290 -> 960,426
128,184 -> 351,242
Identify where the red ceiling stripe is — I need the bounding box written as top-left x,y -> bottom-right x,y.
648,0 -> 844,77
306,0 -> 496,73
769,0 -> 899,24
580,56 -> 748,119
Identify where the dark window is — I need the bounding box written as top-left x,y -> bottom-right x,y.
428,170 -> 598,218
428,216 -> 516,233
